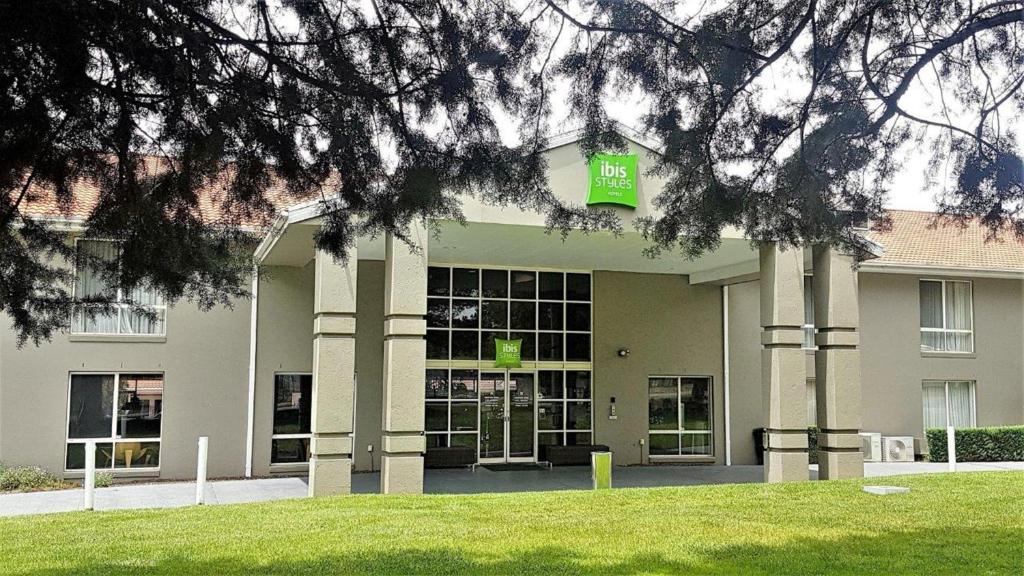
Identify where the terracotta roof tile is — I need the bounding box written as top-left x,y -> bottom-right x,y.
14,156 -> 317,230
867,210 -> 1024,271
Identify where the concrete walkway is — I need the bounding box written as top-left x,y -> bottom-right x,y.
2,461 -> 1021,518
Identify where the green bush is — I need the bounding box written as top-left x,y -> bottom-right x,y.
0,465 -> 67,492
926,426 -> 1024,462
94,471 -> 114,488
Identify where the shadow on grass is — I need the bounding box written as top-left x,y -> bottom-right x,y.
15,527 -> 1022,576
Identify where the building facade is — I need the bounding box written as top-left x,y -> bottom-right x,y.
2,132 -> 1022,492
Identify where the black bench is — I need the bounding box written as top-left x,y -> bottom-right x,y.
541,444 -> 611,466
424,446 -> 476,469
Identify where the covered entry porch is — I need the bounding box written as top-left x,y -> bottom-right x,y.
254,204 -> 871,496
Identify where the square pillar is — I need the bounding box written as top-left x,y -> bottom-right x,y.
309,249 -> 357,497
760,242 -> 808,483
381,223 -> 428,494
813,245 -> 864,479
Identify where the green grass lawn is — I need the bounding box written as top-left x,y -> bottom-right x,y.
1,472 -> 1022,575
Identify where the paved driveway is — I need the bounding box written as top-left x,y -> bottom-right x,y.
2,461 -> 1021,518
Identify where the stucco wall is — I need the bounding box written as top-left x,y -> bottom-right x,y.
251,259 -> 385,477
592,271 -> 725,465
727,272 -> 1024,464
0,296 -> 252,479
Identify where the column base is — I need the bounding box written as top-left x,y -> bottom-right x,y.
308,456 -> 352,497
764,451 -> 809,483
380,453 -> 424,494
818,450 -> 864,480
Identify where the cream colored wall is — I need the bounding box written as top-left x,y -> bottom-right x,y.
592,271 -> 725,465
727,273 -> 1024,464
0,296 -> 252,479
251,259 -> 385,476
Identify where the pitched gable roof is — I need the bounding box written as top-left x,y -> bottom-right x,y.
867,210 -> 1024,271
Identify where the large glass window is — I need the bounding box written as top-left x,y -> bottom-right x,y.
920,280 -> 973,353
922,380 -> 976,430
648,376 -> 713,457
427,267 -> 591,362
425,369 -> 480,450
72,239 -> 166,335
271,374 -> 312,464
66,373 -> 163,470
537,370 -> 593,452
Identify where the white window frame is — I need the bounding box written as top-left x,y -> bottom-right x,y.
71,238 -> 167,336
802,275 -> 816,350
270,372 -> 313,466
425,368 -> 481,450
64,371 -> 164,472
425,265 -> 593,365
648,375 -> 715,459
536,369 -> 594,449
922,380 -> 977,431
919,279 -> 974,354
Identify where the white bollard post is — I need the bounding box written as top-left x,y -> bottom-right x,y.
196,436 -> 209,505
946,426 -> 957,472
83,441 -> 96,511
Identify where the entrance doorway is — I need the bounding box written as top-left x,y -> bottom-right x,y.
479,371 -> 535,462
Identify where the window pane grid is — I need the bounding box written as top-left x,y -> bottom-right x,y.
920,280 -> 973,353
426,267 -> 591,362
648,376 -> 713,457
425,369 -> 480,448
272,374 -> 313,464
922,380 -> 976,431
66,373 -> 163,471
72,240 -> 166,336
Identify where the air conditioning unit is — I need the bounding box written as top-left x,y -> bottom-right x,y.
860,432 -> 882,462
883,436 -> 915,462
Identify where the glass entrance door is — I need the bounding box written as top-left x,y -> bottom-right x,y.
479,371 -> 535,462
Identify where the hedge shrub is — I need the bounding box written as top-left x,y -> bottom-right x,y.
0,465 -> 68,492
926,426 -> 1024,462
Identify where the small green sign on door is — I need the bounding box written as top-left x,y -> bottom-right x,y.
494,338 -> 522,368
587,153 -> 638,208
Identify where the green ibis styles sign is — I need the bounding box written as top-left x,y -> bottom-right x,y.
494,338 -> 522,368
587,153 -> 638,208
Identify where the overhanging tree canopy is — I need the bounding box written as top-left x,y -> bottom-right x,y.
2,0 -> 1023,344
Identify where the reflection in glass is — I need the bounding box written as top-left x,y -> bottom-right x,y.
481,300 -> 508,329
452,268 -> 480,297
567,433 -> 592,446
426,369 -> 449,399
510,332 -> 536,361
538,302 -> 563,330
538,332 -> 563,361
648,377 -> 678,430
649,434 -> 679,455
426,298 -> 450,328
116,375 -> 163,439
537,401 -> 564,430
510,271 -> 536,299
566,402 -> 591,430
566,333 -> 590,362
509,301 -> 536,330
451,300 -> 479,328
273,374 -> 312,435
451,331 -> 479,360
480,331 -> 509,361
451,403 -> 478,431
566,303 -> 590,331
428,267 -> 450,296
65,442 -> 113,470
566,273 -> 591,301
539,272 -> 564,300
680,378 -> 711,431
508,373 -> 534,458
538,370 -> 563,399
450,370 -> 478,399
426,404 -> 448,431
427,330 -> 449,360
482,269 -> 508,298
566,371 -> 591,399
271,438 -> 310,464
68,375 -> 115,439
479,373 -> 505,459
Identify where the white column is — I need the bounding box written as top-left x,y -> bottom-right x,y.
813,245 -> 864,479
760,243 -> 809,483
308,249 -> 358,496
380,223 -> 428,494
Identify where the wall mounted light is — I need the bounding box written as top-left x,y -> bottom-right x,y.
617,348 -> 630,358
